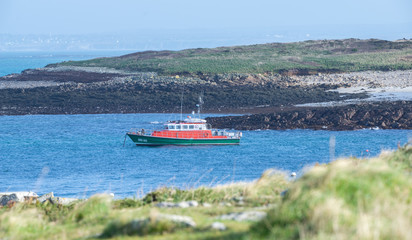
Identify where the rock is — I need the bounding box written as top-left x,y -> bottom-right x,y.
0,194 -> 18,206
253,204 -> 277,210
232,196 -> 244,202
236,201 -> 245,206
219,202 -> 232,207
155,202 -> 176,208
202,202 -> 212,207
186,200 -> 199,207
281,190 -> 288,197
156,213 -> 196,228
210,222 -> 226,231
232,196 -> 245,206
38,192 -> 54,203
218,211 -> 267,222
50,197 -> 78,205
176,201 -> 190,208
155,200 -> 199,208
104,214 -> 196,237
0,191 -> 38,202
207,101 -> 412,131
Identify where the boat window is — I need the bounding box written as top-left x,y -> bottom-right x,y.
182,125 -> 188,130
175,125 -> 181,130
168,125 -> 175,130
189,125 -> 194,129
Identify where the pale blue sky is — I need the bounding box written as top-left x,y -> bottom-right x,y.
0,0 -> 411,34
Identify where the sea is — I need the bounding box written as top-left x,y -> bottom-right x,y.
0,52 -> 411,198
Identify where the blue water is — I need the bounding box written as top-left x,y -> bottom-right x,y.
0,52 -> 411,198
0,51 -> 133,77
0,113 -> 410,198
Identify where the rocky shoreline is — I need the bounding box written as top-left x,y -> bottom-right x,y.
1,65 -> 411,131
0,65 -> 370,115
206,101 -> 412,131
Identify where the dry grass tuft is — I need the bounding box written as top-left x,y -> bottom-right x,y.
252,145 -> 412,240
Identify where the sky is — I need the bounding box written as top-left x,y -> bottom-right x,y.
1,0 -> 411,34
0,0 -> 411,51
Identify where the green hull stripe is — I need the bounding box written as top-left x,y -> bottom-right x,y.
127,134 -> 240,146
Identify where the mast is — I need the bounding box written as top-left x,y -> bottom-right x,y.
180,88 -> 184,121
197,92 -> 204,119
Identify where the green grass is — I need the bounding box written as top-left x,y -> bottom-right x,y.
1,145 -> 411,239
55,39 -> 412,75
0,170 -> 289,239
251,144 -> 412,239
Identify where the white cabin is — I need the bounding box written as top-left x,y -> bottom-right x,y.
165,117 -> 210,131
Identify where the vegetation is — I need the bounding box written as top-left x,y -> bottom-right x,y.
251,144 -> 412,239
1,145 -> 411,239
0,171 -> 288,239
55,39 -> 412,75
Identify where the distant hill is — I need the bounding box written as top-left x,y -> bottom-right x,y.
54,38 -> 412,75
1,38 -> 412,116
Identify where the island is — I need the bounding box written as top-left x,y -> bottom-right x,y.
1,38 -> 411,130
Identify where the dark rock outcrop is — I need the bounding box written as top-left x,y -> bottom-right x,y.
206,101 -> 412,130
0,194 -> 18,206
1,67 -> 363,115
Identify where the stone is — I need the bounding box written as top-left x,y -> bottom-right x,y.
218,211 -> 267,222
176,201 -> 190,208
106,214 -> 197,237
281,190 -> 288,197
219,202 -> 232,207
232,196 -> 244,202
232,197 -> 245,206
0,191 -> 38,202
186,200 -> 199,207
155,200 -> 199,208
0,194 -> 18,206
155,202 -> 176,208
50,197 -> 78,205
210,222 -> 226,231
156,213 -> 196,228
38,192 -> 54,203
202,202 -> 212,208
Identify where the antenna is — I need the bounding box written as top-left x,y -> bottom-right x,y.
180,88 -> 184,121
197,92 -> 204,119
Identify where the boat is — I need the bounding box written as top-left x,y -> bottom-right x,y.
126,116 -> 242,146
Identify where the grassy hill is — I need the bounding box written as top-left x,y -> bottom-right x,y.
2,38 -> 411,115
55,39 -> 412,75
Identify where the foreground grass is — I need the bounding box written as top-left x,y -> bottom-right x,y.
0,171 -> 288,239
56,39 -> 412,74
1,145 -> 411,239
251,144 -> 412,239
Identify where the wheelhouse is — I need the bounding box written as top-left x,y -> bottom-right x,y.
165,118 -> 211,131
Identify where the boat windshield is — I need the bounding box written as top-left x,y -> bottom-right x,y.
165,123 -> 210,130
